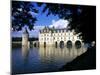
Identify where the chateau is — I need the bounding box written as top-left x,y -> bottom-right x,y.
22,27 -> 83,48
39,27 -> 83,48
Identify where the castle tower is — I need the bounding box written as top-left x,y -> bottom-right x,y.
22,28 -> 29,46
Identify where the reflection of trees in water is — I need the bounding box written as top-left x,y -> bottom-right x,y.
39,46 -> 87,66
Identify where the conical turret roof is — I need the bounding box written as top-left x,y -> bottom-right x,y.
23,28 -> 29,34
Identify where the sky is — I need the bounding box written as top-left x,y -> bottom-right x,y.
12,2 -> 69,38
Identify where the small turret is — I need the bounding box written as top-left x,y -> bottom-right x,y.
22,28 -> 29,46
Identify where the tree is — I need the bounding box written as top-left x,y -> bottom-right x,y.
12,1 -> 38,31
39,3 -> 96,42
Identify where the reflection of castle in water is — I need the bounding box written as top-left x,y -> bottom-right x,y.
39,46 -> 87,67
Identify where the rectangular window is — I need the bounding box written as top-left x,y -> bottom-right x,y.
54,37 -> 55,40
69,37 -> 70,39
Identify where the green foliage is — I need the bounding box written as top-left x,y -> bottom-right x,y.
41,3 -> 96,42
12,1 -> 38,31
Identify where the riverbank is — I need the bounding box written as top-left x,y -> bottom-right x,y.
60,46 -> 96,71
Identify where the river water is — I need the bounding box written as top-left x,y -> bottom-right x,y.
12,45 -> 87,74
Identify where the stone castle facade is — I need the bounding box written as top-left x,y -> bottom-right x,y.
22,27 -> 83,48
39,27 -> 83,47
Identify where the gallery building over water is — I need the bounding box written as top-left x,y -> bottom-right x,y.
39,27 -> 83,48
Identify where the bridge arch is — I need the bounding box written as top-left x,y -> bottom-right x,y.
59,41 -> 64,48
66,40 -> 72,48
44,42 -> 46,47
75,40 -> 81,49
55,41 -> 58,47
34,42 -> 37,47
32,41 -> 39,47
